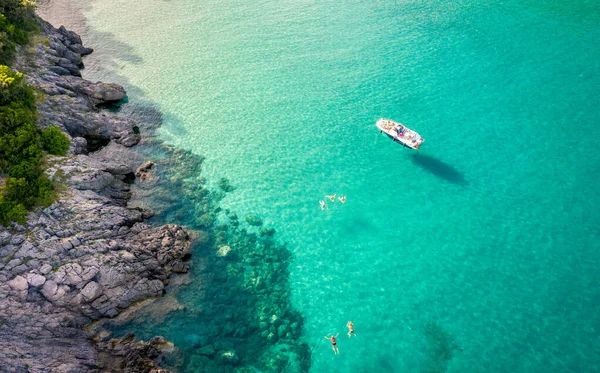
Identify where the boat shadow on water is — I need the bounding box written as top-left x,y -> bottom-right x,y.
410,153 -> 468,186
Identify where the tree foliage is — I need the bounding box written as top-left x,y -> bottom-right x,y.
0,0 -> 37,64
41,126 -> 69,155
0,2 -> 70,225
0,65 -> 69,225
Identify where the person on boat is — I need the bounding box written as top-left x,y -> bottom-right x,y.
320,200 -> 328,210
346,321 -> 356,337
338,196 -> 346,204
324,333 -> 339,354
325,194 -> 336,202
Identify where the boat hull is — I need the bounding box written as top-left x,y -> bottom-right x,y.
376,118 -> 424,150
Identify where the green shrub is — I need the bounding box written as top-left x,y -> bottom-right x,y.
0,64 -> 62,225
0,197 -> 27,225
41,126 -> 69,155
0,0 -> 37,64
0,65 -> 35,106
0,6 -> 63,226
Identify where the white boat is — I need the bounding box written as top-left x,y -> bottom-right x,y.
376,118 -> 424,150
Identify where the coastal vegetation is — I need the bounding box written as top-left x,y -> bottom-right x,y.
0,0 -> 38,64
0,0 -> 70,225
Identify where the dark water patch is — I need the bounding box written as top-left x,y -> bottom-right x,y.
99,142 -> 311,372
161,112 -> 189,137
341,216 -> 376,237
38,4 -> 313,365
421,322 -> 461,373
218,177 -> 235,193
96,96 -> 129,112
410,153 -> 468,186
353,353 -> 399,373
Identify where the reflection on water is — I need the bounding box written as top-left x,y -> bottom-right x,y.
411,153 -> 467,186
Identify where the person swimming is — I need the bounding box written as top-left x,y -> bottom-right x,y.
338,196 -> 346,204
346,321 -> 356,337
325,194 -> 336,202
324,333 -> 339,354
320,200 -> 328,210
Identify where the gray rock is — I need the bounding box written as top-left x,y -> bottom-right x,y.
5,258 -> 22,271
68,43 -> 94,56
48,66 -> 71,76
70,136 -> 88,154
58,25 -> 83,45
83,82 -> 127,106
49,41 -> 67,56
0,231 -> 11,245
41,280 -> 67,302
40,263 -> 53,275
8,275 -> 29,291
27,273 -> 46,287
80,281 -> 102,302
11,235 -> 25,245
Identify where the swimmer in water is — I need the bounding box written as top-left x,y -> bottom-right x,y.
324,333 -> 339,354
325,194 -> 336,202
320,200 -> 328,210
346,321 -> 356,337
338,196 -> 346,204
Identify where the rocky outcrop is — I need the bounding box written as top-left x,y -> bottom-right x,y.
18,21 -> 139,148
94,334 -> 177,373
0,20 -> 190,372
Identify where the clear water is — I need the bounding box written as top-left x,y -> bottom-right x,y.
72,0 -> 600,371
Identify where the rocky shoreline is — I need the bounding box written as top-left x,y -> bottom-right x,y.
1,19 -> 189,372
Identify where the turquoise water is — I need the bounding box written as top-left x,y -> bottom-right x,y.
78,0 -> 599,371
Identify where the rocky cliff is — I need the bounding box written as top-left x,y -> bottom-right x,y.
0,20 -> 189,372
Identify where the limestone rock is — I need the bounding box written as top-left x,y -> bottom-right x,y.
8,275 -> 28,291
27,273 -> 46,287
83,82 -> 127,106
68,43 -> 94,56
41,280 -> 63,302
80,281 -> 102,302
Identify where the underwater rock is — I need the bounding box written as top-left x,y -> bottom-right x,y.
217,349 -> 240,365
197,344 -> 216,357
216,245 -> 232,257
245,215 -> 263,227
95,334 -> 176,372
136,160 -> 159,183
277,325 -> 289,339
256,348 -> 291,372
